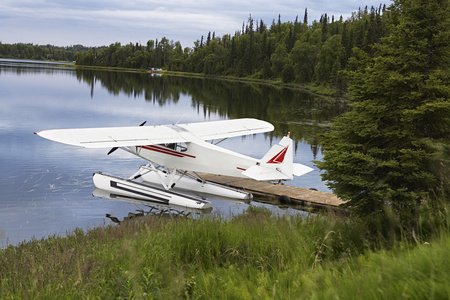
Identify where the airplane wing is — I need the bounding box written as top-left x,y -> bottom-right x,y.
35,118 -> 274,148
177,118 -> 274,140
35,125 -> 187,148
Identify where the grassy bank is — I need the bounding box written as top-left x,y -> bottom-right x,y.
1,206 -> 449,299
159,70 -> 341,98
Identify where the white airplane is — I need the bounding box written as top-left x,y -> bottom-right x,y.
35,118 -> 313,209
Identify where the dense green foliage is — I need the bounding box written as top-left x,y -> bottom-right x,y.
1,206 -> 449,299
72,5 -> 392,89
0,43 -> 91,61
0,5 -> 404,91
74,38 -> 181,70
317,0 -> 450,224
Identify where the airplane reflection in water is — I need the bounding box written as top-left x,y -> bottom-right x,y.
93,188 -> 251,224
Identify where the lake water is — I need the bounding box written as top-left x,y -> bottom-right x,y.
0,59 -> 345,247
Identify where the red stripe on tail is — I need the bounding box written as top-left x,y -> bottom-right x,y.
266,146 -> 288,164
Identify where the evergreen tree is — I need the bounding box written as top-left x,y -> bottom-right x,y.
282,63 -> 295,83
314,34 -> 344,83
321,13 -> 328,42
290,39 -> 315,83
206,31 -> 211,46
271,43 -> 288,78
259,19 -> 267,34
317,0 -> 450,225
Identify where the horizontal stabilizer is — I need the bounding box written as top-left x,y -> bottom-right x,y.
242,165 -> 291,181
293,163 -> 314,177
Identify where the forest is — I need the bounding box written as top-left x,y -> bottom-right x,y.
0,43 -> 92,62
72,5 -> 391,92
0,4 -> 391,93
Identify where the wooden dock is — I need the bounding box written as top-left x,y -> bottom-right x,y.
197,173 -> 346,211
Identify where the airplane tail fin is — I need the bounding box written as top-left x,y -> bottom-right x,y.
242,133 -> 313,181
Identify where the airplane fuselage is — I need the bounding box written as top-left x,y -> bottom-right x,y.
126,133 -> 258,177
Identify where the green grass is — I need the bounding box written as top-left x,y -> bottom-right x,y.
1,206 -> 449,299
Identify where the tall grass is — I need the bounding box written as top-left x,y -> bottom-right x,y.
1,205 -> 449,299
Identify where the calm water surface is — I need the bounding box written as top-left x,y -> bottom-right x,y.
0,59 -> 345,246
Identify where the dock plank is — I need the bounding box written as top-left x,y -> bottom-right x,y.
197,173 -> 346,209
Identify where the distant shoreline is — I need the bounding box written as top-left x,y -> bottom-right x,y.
0,57 -> 345,98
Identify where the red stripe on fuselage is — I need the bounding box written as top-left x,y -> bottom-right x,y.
140,145 -> 196,158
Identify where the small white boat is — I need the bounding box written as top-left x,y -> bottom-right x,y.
93,172 -> 212,210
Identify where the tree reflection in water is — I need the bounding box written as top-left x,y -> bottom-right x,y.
77,69 -> 348,159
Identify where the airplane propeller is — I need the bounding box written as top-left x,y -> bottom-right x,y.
107,147 -> 118,155
107,121 -> 147,155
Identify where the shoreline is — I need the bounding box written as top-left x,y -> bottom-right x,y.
71,63 -> 347,99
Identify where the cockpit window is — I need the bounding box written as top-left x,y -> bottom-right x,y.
165,143 -> 176,150
164,143 -> 188,152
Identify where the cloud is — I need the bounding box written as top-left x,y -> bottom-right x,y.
0,0 -> 389,47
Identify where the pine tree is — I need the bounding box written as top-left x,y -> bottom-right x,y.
314,35 -> 344,83
259,19 -> 267,34
317,0 -> 450,224
206,32 -> 211,46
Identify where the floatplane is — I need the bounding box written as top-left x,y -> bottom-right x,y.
35,118 -> 313,209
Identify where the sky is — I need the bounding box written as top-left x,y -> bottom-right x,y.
0,0 -> 389,48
